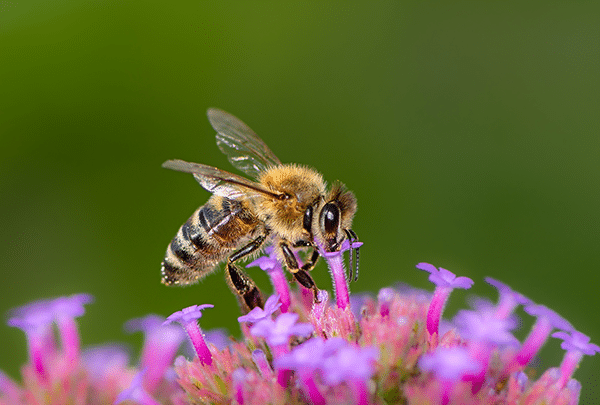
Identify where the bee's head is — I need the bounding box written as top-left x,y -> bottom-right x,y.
312,182 -> 357,252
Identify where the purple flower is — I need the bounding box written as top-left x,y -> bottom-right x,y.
416,263 -> 473,346
50,294 -> 93,365
164,304 -> 214,365
5,241 -> 599,405
247,247 -> 292,312
252,349 -> 272,378
417,263 -> 474,289
81,345 -> 129,382
0,370 -> 21,404
247,307 -> 313,393
322,344 -> 378,384
232,368 -> 248,405
317,239 -> 363,310
553,330 -> 600,355
250,312 -> 313,349
164,304 -> 214,325
246,246 -> 279,271
274,337 -> 347,376
274,337 -> 376,405
525,303 -> 573,333
275,338 -> 346,405
502,303 -> 573,376
126,314 -> 185,393
552,330 -> 600,389
115,369 -> 161,405
485,277 -> 531,319
7,302 -> 56,379
7,293 -> 93,379
203,328 -> 230,351
322,343 -> 378,405
237,294 -> 281,324
419,347 -> 479,405
81,345 -> 133,402
377,287 -> 395,317
50,293 -> 94,319
349,292 -> 373,319
453,308 -> 519,394
453,309 -> 519,347
419,346 -> 479,381
311,289 -> 329,327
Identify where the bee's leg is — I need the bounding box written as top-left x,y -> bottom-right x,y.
300,249 -> 320,272
280,242 -> 320,302
225,235 -> 267,312
290,242 -> 320,272
345,228 -> 360,282
226,263 -> 263,313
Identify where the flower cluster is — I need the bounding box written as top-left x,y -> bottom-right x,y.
1,242 -> 598,405
0,295 -> 192,405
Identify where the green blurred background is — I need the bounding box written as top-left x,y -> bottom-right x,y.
1,1 -> 599,403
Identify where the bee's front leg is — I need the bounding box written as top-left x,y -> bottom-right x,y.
291,240 -> 321,272
225,235 -> 267,313
300,249 -> 320,272
280,242 -> 320,302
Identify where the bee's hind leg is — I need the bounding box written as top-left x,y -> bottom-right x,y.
226,262 -> 264,313
225,235 -> 267,313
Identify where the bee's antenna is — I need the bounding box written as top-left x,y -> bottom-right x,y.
353,244 -> 360,282
344,229 -> 353,282
347,229 -> 359,282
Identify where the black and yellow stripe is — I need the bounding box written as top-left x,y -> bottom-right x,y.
161,196 -> 260,286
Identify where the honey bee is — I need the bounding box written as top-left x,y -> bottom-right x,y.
161,108 -> 359,312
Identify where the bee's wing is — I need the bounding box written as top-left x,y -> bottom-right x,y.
207,108 -> 282,179
162,159 -> 281,200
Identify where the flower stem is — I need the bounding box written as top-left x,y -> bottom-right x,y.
57,317 -> 80,367
300,374 -> 326,405
427,286 -> 451,346
268,266 -> 291,313
504,316 -> 552,376
183,323 -> 212,365
323,252 -> 349,310
351,380 -> 370,405
557,350 -> 583,389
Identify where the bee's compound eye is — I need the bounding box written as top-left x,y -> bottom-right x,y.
321,202 -> 340,235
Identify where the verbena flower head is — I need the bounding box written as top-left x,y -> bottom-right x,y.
6,293 -> 94,382
2,294 -> 185,405
2,242 -> 597,405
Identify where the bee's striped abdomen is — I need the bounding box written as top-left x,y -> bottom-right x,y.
161,196 -> 259,286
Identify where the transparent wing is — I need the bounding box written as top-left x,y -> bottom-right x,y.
207,108 -> 282,178
162,159 -> 281,200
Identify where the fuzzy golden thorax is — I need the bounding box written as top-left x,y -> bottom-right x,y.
256,164 -> 326,242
